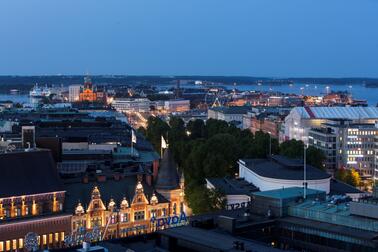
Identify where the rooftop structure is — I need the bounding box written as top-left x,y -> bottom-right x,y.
239,155 -> 331,193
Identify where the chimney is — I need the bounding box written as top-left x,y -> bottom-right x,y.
83,175 -> 89,184
146,174 -> 152,186
113,173 -> 122,181
153,160 -> 159,181
97,175 -> 106,183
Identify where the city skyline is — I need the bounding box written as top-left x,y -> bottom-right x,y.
1,0 -> 378,77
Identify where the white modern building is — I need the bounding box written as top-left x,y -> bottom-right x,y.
238,155 -> 331,194
164,99 -> 190,113
208,106 -> 251,127
68,85 -> 83,102
111,98 -> 151,113
282,107 -> 378,144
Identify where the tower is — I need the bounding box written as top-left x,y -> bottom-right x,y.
155,148 -> 185,215
84,75 -> 92,89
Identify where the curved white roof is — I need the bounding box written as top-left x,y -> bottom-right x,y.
293,107 -> 378,119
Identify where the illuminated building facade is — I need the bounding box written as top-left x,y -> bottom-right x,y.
68,85 -> 83,102
67,148 -> 186,242
163,99 -> 190,113
283,107 -> 378,144
71,181 -> 176,240
0,148 -> 186,251
79,76 -> 97,102
78,76 -> 106,103
309,120 -> 378,178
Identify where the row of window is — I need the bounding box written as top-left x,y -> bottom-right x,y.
0,201 -> 62,220
0,232 -> 65,252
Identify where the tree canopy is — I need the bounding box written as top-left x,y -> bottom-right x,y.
143,117 -> 326,214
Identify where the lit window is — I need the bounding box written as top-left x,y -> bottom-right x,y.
134,211 -> 145,221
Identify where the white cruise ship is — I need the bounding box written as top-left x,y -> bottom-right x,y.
29,83 -> 52,97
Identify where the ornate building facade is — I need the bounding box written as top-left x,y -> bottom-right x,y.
69,148 -> 186,243
71,181 -> 176,241
0,148 -> 186,251
79,76 -> 97,102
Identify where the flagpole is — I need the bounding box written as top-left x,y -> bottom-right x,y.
304,144 -> 307,200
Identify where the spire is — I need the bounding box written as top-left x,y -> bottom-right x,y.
155,148 -> 180,190
136,181 -> 144,193
75,202 -> 85,215
150,193 -> 158,205
120,197 -> 129,209
91,186 -> 101,199
108,198 -> 116,211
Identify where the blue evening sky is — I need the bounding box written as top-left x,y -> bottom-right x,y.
0,0 -> 377,77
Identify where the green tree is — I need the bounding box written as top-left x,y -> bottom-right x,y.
208,188 -> 227,211
185,185 -> 211,214
168,116 -> 187,144
346,168 -> 361,187
184,186 -> 226,214
335,168 -> 361,187
201,133 -> 241,177
205,119 -> 230,138
280,139 -> 304,158
186,119 -> 205,139
145,116 -> 170,152
306,146 -> 326,170
335,168 -> 348,182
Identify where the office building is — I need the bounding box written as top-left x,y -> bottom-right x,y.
309,120 -> 378,178
163,99 -> 190,113
69,85 -> 83,102
111,98 -> 151,113
282,106 -> 378,144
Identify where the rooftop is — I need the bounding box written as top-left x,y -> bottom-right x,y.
209,105 -> 252,115
288,199 -> 378,233
206,177 -> 258,195
239,155 -> 331,181
329,179 -> 363,195
253,187 -> 324,200
158,226 -> 280,252
0,149 -> 63,198
292,106 -> 378,119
